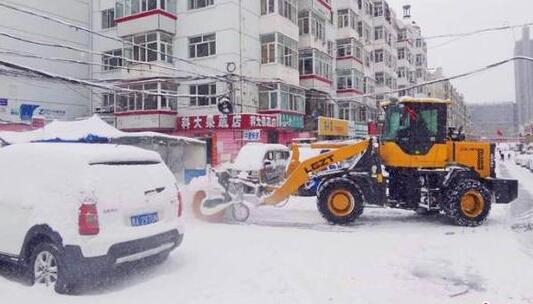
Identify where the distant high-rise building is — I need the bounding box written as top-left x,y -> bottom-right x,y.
514,26 -> 533,130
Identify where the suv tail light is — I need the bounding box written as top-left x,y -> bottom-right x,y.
177,190 -> 183,218
79,203 -> 100,235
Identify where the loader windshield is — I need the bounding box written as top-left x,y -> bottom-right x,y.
382,103 -> 445,154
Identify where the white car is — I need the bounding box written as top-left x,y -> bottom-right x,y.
527,155 -> 533,172
515,152 -> 531,167
0,143 -> 184,293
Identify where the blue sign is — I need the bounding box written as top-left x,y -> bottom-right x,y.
0,98 -> 7,106
19,104 -> 40,121
243,130 -> 261,141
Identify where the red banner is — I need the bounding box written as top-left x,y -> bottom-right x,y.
176,114 -> 279,131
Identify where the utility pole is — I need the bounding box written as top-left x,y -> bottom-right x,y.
238,0 -> 244,113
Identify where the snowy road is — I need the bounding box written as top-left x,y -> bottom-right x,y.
1,161 -> 533,303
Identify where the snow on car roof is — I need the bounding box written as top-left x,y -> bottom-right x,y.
0,142 -> 162,165
232,143 -> 289,171
0,115 -> 204,145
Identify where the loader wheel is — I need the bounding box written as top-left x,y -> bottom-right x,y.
443,179 -> 491,227
317,177 -> 364,225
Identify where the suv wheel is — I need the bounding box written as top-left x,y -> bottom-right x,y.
30,243 -> 75,294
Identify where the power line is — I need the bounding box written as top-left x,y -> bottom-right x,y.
0,59 -> 229,99
363,56 -> 533,99
0,31 -> 224,82
423,22 -> 533,40
0,1 -> 231,83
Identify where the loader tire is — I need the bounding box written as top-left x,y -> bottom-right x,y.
443,179 -> 491,227
317,177 -> 364,225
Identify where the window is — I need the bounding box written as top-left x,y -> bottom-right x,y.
259,87 -> 278,110
397,67 -> 407,79
416,38 -> 422,48
398,29 -> 407,41
299,11 -> 325,41
374,26 -> 384,40
375,72 -> 384,86
190,83 -> 217,106
327,41 -> 334,57
374,49 -> 383,63
299,49 -> 333,80
261,0 -> 275,14
398,47 -> 405,60
337,39 -> 352,57
339,103 -> 350,120
416,54 -> 423,66
356,21 -> 364,38
260,33 -> 298,69
102,93 -> 115,112
279,0 -> 297,23
115,0 -> 176,18
363,77 -> 375,94
189,0 -> 213,10
189,33 -> 216,58
338,9 -> 349,28
336,38 -> 362,61
374,1 -> 383,17
259,84 -> 304,112
102,9 -> 116,29
416,68 -> 423,79
261,34 -> 276,64
337,69 -> 363,91
115,82 -> 176,112
102,49 -> 123,71
124,32 -> 173,63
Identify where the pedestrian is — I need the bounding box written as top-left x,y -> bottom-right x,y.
508,153 -> 511,160
500,152 -> 504,161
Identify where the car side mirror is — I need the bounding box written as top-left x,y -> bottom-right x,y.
264,160 -> 272,167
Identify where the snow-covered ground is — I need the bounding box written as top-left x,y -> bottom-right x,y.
1,160 -> 533,303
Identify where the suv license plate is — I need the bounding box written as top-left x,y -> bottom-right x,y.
130,213 -> 159,227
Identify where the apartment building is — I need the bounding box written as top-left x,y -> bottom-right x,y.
428,67 -> 472,136
396,5 -> 428,98
371,0 -> 397,106
0,1 -> 439,162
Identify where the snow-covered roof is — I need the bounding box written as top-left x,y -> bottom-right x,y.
0,115 -> 204,145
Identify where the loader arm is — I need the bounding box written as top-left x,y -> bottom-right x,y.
262,140 -> 371,206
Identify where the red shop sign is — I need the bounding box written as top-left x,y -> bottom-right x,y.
176,114 -> 279,131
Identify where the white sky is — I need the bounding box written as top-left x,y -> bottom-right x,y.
387,0 -> 533,104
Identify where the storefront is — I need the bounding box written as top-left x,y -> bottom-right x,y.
175,113 -> 306,166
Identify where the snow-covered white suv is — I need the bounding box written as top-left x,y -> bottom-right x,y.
0,143 -> 184,293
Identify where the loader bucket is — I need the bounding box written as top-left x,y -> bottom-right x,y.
191,190 -> 226,222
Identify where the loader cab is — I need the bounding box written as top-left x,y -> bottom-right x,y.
382,98 -> 448,156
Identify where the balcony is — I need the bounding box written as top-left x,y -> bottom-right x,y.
115,0 -> 177,37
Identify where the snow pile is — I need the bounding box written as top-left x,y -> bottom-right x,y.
0,115 -> 203,144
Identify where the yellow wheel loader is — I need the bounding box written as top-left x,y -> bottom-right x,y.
201,98 -> 518,227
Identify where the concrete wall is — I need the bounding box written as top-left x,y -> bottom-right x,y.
0,0 -> 92,123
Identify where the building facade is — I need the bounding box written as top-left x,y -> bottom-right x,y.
0,0 -> 92,125
428,67 -> 472,136
1,0 -> 437,164
467,102 -> 519,141
514,26 -> 533,132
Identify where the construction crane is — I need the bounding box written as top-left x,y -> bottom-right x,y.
199,98 -> 518,227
